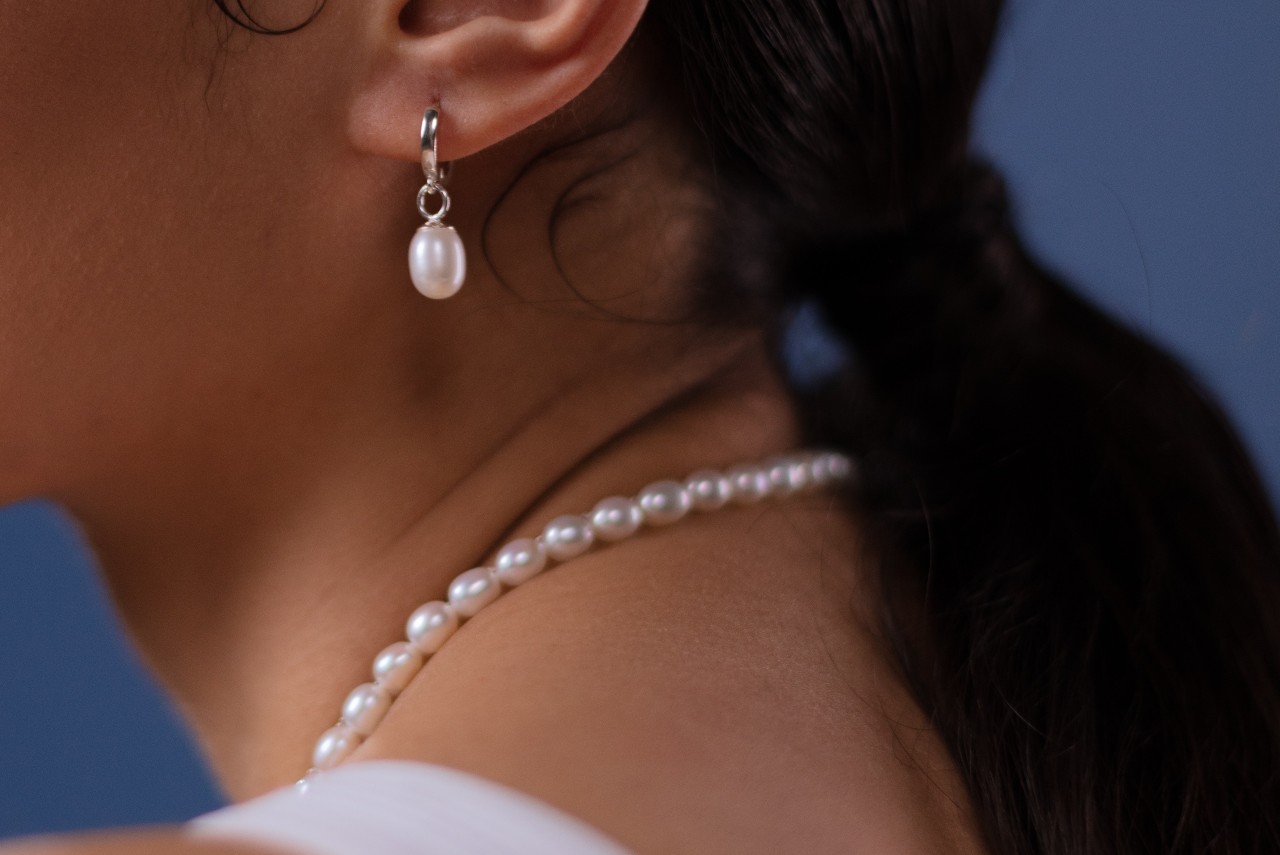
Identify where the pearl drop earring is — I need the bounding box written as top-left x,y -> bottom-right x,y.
408,106 -> 466,299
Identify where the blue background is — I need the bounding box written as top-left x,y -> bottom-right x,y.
2,0 -> 1277,838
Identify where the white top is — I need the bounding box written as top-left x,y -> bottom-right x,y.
184,759 -> 634,855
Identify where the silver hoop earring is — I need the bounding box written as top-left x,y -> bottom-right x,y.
408,106 -> 466,299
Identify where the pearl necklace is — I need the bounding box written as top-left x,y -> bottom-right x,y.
300,448 -> 854,788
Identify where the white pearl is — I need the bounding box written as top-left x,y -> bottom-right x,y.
341,683 -> 393,736
806,453 -> 831,485
494,538 -> 547,586
405,600 -> 458,654
727,465 -> 771,504
637,480 -> 692,526
542,514 -> 595,560
371,642 -> 424,694
765,456 -> 809,496
447,567 -> 501,617
824,452 -> 853,480
685,470 -> 733,511
790,457 -> 815,490
312,725 -> 362,771
408,225 -> 466,299
590,497 -> 644,542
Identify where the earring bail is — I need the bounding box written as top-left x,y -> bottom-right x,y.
420,107 -> 446,187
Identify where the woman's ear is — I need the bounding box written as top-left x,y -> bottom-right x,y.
346,0 -> 650,165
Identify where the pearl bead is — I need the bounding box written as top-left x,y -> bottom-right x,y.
312,725 -> 362,771
727,465 -> 770,504
494,537 -> 547,586
371,642 -> 423,694
825,452 -> 853,480
447,567 -> 502,617
765,456 -> 809,496
542,514 -> 595,560
806,453 -> 831,485
590,497 -> 644,542
341,683 -> 392,736
637,480 -> 692,525
408,225 -> 466,299
405,600 -> 458,654
685,470 -> 733,511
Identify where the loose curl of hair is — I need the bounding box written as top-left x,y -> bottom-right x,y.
215,2 -> 1280,852
210,0 -> 324,35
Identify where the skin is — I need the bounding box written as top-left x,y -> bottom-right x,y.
0,0 -> 989,852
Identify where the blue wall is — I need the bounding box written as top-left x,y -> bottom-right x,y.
0,504 -> 225,834
2,0 -> 1277,838
975,1 -> 1279,497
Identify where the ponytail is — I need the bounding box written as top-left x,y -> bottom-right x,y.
798,161 -> 1280,853
647,1 -> 1280,852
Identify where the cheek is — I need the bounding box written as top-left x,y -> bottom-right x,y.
0,4 -> 196,217
0,1 -> 371,500
0,3 -> 235,493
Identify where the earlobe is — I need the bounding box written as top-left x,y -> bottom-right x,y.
346,0 -> 649,167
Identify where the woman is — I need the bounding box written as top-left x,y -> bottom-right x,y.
2,0 -> 1277,852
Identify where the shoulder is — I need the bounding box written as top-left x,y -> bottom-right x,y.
2,500 -> 983,855
355,498 -> 987,854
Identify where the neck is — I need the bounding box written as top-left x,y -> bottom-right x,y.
52,105 -> 803,793
66,328 -> 800,800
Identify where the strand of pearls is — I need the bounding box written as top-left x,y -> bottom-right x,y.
301,448 -> 854,788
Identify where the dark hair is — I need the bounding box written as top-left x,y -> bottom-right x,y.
210,0 -> 324,35
216,2 -> 1280,852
